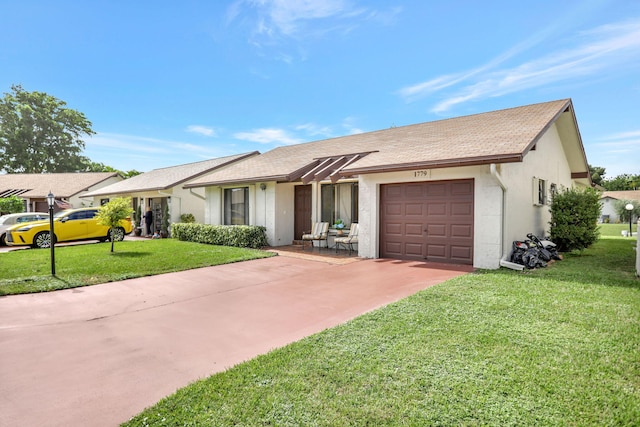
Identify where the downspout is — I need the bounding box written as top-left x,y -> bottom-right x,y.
490,164 -> 520,270
189,188 -> 205,200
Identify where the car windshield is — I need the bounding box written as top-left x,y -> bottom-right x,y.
53,210 -> 72,219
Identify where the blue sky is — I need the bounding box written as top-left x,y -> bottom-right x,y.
2,0 -> 639,177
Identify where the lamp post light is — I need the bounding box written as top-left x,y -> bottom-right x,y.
626,203 -> 634,238
47,191 -> 56,276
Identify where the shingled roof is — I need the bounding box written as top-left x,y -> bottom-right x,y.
84,152 -> 259,197
0,172 -> 119,198
186,99 -> 588,187
601,190 -> 640,202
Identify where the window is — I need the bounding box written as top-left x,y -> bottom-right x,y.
321,183 -> 358,225
533,177 -> 547,206
224,187 -> 249,225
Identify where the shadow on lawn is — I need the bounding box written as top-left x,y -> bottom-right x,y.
108,251 -> 152,258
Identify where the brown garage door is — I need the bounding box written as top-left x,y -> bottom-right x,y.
380,179 -> 474,264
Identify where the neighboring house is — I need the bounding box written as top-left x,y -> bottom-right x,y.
600,190 -> 640,223
186,99 -> 591,269
83,153 -> 259,235
0,172 -> 122,213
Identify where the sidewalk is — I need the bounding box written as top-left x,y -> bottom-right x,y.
0,254 -> 471,426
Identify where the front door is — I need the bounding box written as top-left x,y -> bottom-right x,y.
294,185 -> 312,240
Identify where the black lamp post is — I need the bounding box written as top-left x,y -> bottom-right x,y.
47,191 -> 56,276
626,203 -> 634,237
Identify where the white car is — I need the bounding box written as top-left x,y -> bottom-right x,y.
0,212 -> 50,246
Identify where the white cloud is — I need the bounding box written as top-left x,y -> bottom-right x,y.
233,127 -> 303,145
263,0 -> 352,36
186,125 -> 217,137
295,122 -> 334,137
227,0 -> 400,54
341,116 -> 364,135
594,130 -> 640,152
398,18 -> 640,113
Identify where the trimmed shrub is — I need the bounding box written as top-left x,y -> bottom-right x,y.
549,187 -> 601,252
180,213 -> 196,223
171,223 -> 268,249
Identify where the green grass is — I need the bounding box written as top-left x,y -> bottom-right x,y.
599,222 -> 638,237
123,236 -> 639,427
0,239 -> 274,295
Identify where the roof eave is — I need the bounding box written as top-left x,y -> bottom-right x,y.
343,154 -> 524,175
184,175 -> 291,188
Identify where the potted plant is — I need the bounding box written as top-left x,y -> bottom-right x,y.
160,204 -> 170,238
134,205 -> 143,236
334,219 -> 345,236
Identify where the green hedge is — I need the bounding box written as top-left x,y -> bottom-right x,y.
171,223 -> 268,249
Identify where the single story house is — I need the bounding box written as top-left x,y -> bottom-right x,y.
600,190 -> 640,223
83,152 -> 258,235
0,172 -> 122,213
185,99 -> 591,269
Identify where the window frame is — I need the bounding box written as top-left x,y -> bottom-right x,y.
223,187 -> 250,225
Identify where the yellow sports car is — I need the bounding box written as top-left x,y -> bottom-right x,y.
6,207 -> 133,249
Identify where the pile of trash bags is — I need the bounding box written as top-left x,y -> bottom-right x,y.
510,233 -> 562,269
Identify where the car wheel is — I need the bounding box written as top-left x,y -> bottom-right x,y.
33,231 -> 54,249
0,233 -> 6,246
109,227 -> 126,242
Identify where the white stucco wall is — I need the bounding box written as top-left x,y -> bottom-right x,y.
499,123 -> 575,253
203,182 -> 289,247
171,186 -> 206,223
600,197 -> 619,222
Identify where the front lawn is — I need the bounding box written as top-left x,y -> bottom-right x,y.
124,236 -> 639,426
0,239 -> 274,295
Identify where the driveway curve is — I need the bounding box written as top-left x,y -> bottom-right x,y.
0,254 -> 470,426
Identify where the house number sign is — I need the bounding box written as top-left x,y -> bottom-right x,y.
414,170 -> 430,178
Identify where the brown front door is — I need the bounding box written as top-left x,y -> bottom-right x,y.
294,185 -> 312,240
380,179 -> 474,264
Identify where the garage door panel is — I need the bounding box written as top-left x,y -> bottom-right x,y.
451,181 -> 474,195
385,223 -> 403,235
426,183 -> 447,196
405,223 -> 424,236
384,186 -> 403,199
427,223 -> 447,238
380,180 -> 474,265
385,203 -> 403,216
451,245 -> 473,262
427,202 -> 447,216
406,203 -> 423,216
451,224 -> 473,238
384,241 -> 402,256
405,243 -> 423,256
426,244 -> 446,258
406,184 -> 424,198
451,201 -> 473,216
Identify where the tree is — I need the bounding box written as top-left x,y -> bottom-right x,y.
602,173 -> 640,191
0,196 -> 25,215
614,200 -> 640,223
81,160 -> 142,178
549,187 -> 601,252
0,84 -> 95,173
589,165 -> 606,187
96,197 -> 133,252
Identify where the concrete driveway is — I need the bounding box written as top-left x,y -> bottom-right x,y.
0,254 -> 471,426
